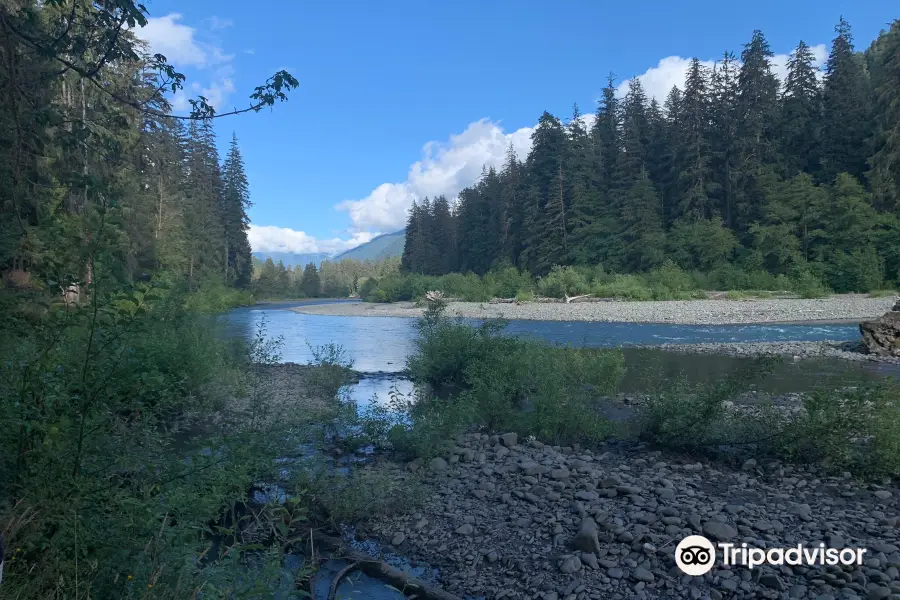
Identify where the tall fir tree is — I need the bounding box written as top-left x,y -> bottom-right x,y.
221,133 -> 253,287
674,58 -> 715,221
499,144 -> 525,265
521,112 -> 568,274
779,41 -> 823,177
821,18 -> 873,184
734,31 -> 780,233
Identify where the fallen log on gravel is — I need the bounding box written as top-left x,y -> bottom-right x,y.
307,531 -> 463,600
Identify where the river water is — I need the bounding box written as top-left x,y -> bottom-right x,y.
223,300 -> 898,403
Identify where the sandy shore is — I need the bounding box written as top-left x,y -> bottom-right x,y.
289,295 -> 895,325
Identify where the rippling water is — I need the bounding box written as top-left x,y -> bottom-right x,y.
221,300 -> 898,399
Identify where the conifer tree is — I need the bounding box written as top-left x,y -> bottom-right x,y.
674,58 -> 715,221
499,144 -> 525,265
222,133 -> 253,287
521,112 -> 568,274
300,262 -> 321,297
779,41 -> 823,177
821,18 -> 873,183
734,31 -> 780,232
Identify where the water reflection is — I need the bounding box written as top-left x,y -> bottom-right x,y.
223,301 -> 899,396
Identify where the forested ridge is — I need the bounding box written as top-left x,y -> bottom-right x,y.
402,20 -> 900,294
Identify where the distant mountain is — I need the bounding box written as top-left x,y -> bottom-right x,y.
251,251 -> 331,268
333,229 -> 405,262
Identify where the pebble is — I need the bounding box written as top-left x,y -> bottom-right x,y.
366,430 -> 900,600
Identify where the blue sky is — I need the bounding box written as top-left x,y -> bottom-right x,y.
138,0 -> 895,255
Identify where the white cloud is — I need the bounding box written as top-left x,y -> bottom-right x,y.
617,44 -> 827,100
337,119 -> 535,232
139,14 -> 209,67
136,13 -> 235,111
248,225 -> 377,254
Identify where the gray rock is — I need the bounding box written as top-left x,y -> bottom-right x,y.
873,490 -> 893,500
429,457 -> 448,471
632,568 -> 654,583
559,556 -> 582,574
866,588 -> 891,600
500,432 -> 518,447
455,524 -> 474,535
860,311 -> 900,357
391,532 -> 405,546
703,521 -> 738,541
572,518 -> 602,554
759,572 -> 785,591
575,490 -> 599,501
550,468 -> 571,480
580,552 -> 599,570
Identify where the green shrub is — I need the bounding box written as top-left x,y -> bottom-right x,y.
185,277 -> 255,312
516,289 -> 535,302
645,260 -> 697,294
438,272 -> 490,301
825,248 -> 884,293
772,382 -> 900,476
594,274 -> 654,300
485,266 -> 533,298
537,265 -> 590,298
789,268 -> 831,298
403,312 -> 625,451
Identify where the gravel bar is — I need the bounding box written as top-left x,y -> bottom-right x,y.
290,295 -> 896,325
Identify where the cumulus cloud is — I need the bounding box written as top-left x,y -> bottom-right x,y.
248,225 -> 377,254
617,44 -> 827,100
136,13 -> 235,111
139,14 -> 211,67
337,119 -> 536,232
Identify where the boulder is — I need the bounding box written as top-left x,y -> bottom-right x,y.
572,517 -> 602,554
860,303 -> 900,357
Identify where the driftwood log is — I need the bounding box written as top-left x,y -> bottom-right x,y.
308,532 -> 462,600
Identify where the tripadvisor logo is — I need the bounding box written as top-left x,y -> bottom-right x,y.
675,535 -> 868,575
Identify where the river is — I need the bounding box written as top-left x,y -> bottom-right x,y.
221,300 -> 895,599
223,300 -> 898,404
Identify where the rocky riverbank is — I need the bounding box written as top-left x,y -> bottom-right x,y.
641,340 -> 900,364
290,295 -> 895,325
366,433 -> 900,600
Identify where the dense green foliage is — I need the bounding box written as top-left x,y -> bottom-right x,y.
0,1 -> 305,596
402,20 -> 900,294
360,260 -> 844,302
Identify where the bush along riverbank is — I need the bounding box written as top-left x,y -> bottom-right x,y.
358,262 -> 864,304
316,297 -> 900,599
